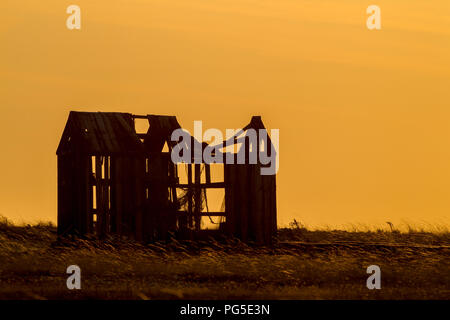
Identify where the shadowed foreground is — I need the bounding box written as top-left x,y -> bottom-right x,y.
0,220 -> 448,300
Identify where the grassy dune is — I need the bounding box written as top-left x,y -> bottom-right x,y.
0,218 -> 448,300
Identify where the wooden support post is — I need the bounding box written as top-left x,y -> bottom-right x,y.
115,156 -> 123,235
239,164 -> 248,242
57,155 -> 74,235
194,163 -> 201,231
234,136 -> 238,164
134,158 -> 143,241
169,161 -> 178,234
169,162 -> 178,206
187,164 -> 193,229
205,164 -> 211,184
105,156 -> 110,233
95,156 -> 103,236
223,140 -> 232,236
87,156 -> 93,234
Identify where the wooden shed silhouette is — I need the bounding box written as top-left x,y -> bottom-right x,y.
56,111 -> 277,244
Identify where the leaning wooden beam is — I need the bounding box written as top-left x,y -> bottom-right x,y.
176,182 -> 226,189
131,114 -> 148,119
176,211 -> 226,217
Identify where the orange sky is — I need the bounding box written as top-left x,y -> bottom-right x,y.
1,0 -> 449,229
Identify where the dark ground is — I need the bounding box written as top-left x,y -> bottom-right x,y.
0,219 -> 448,299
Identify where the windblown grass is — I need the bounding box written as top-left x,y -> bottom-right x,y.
0,217 -> 448,300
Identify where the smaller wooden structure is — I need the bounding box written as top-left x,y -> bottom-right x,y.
56,112 -> 277,244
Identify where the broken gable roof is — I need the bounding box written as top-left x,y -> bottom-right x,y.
143,115 -> 181,153
56,111 -> 145,155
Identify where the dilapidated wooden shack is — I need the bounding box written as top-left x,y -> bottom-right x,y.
57,111 -> 277,244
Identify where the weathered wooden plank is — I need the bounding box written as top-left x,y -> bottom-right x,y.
134,157 -> 144,241
94,113 -> 115,153
102,114 -> 122,153
205,164 -> 211,184
80,114 -> 102,154
85,156 -> 93,234
104,156 -> 111,233
225,164 -> 239,237
114,113 -> 143,154
95,156 -> 103,236
262,175 -> 271,245
56,113 -> 76,155
194,164 -> 201,231
176,211 -> 226,216
131,114 -> 148,119
114,156 -> 123,235
122,157 -> 133,237
57,155 -> 74,235
238,164 -> 248,242
223,163 -> 231,235
109,156 -> 116,233
175,182 -> 226,189
270,175 -> 277,242
137,133 -> 147,139
83,155 -> 92,235
187,164 -> 193,228
223,136 -> 237,238
142,155 -> 153,242
73,153 -> 81,233
169,161 -> 178,213
252,164 -> 264,244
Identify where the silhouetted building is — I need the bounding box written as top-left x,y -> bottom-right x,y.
56,111 -> 277,244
